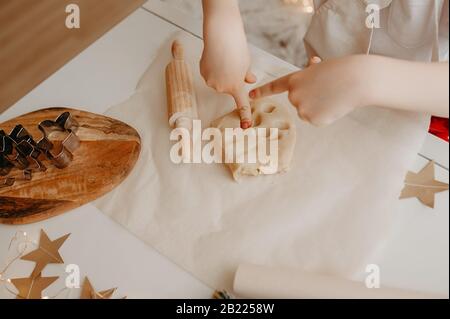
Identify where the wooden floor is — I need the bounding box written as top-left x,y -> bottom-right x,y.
0,0 -> 145,114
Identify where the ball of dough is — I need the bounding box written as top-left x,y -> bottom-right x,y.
211,98 -> 296,181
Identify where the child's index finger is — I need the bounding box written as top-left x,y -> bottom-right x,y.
233,88 -> 253,129
249,73 -> 292,99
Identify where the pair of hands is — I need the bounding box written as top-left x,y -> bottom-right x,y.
201,21 -> 368,127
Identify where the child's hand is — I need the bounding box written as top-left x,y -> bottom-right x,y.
200,0 -> 256,99
250,56 -> 370,126
200,21 -> 256,94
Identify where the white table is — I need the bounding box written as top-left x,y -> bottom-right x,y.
0,1 -> 448,299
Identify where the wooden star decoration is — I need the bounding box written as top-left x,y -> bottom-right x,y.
10,273 -> 58,299
21,229 -> 70,278
400,161 -> 449,208
80,277 -> 118,299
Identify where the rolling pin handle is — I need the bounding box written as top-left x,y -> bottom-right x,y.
171,40 -> 184,60
175,117 -> 193,131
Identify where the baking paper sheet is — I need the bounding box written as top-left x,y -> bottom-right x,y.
95,32 -> 429,290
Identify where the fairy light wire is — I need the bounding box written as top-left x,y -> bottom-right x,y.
0,231 -> 68,299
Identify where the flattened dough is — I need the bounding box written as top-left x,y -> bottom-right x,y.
211,98 -> 296,181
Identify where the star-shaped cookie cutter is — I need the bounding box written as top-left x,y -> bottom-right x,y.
37,112 -> 80,169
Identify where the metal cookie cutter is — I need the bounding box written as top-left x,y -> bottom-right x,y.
1,149 -> 15,189
0,130 -> 33,186
37,112 -> 80,169
1,155 -> 13,177
9,125 -> 47,173
0,133 -> 14,177
0,130 -> 29,171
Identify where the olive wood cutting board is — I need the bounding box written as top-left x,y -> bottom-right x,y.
0,107 -> 141,225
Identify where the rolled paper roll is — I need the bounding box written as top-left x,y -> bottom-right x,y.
165,40 -> 198,130
233,264 -> 443,299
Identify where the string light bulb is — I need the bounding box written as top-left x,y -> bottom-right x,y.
0,231 -> 33,296
0,231 -> 72,299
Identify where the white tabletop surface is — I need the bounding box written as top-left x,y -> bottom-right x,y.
0,2 -> 448,299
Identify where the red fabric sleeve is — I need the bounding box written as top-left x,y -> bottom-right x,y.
429,116 -> 449,142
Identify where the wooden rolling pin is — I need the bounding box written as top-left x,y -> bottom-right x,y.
165,40 -> 198,130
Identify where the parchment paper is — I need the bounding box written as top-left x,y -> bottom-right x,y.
95,32 -> 429,290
